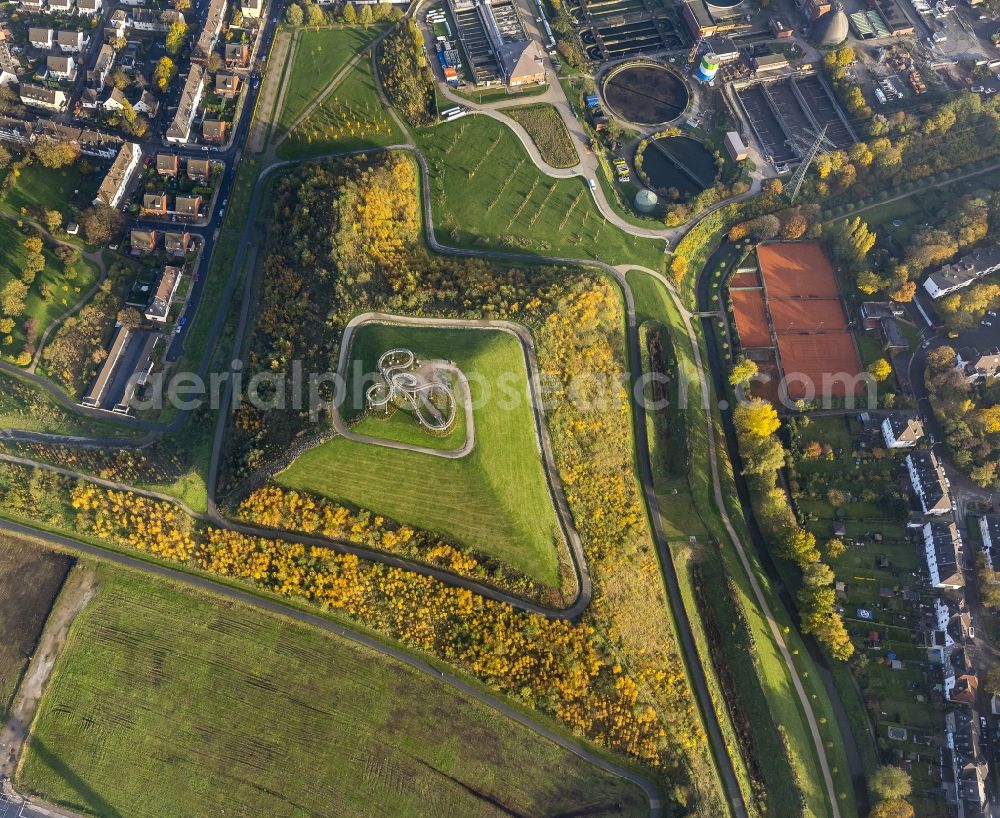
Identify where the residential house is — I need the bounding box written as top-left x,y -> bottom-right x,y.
20,0 -> 47,11
980,514 -> 1000,569
881,414 -> 924,449
142,192 -> 169,215
922,521 -> 964,589
19,84 -> 67,111
56,29 -> 89,52
144,265 -> 182,322
133,90 -> 158,116
201,119 -> 226,143
46,54 -> 76,81
163,230 -> 191,256
0,41 -> 21,88
89,43 -> 115,91
79,88 -> 99,109
957,347 -> 1000,384
107,9 -> 129,35
166,63 -> 204,143
906,449 -> 952,516
186,157 -> 211,181
47,0 -> 76,13
130,8 -> 184,32
114,332 -> 158,414
156,153 -> 179,176
173,194 -> 201,218
36,120 -> 121,158
240,0 -> 262,18
923,245 -> 1000,299
0,116 -> 32,145
130,228 -> 158,253
77,0 -> 102,15
82,327 -> 131,408
214,73 -> 240,98
28,28 -> 54,50
191,0 -> 226,63
224,42 -> 249,68
93,141 -> 142,207
102,86 -> 128,111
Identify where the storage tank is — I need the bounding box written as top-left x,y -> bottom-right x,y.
634,188 -> 659,213
694,53 -> 720,83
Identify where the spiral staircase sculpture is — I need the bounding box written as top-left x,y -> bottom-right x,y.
366,348 -> 458,433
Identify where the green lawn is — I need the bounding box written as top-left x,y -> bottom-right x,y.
278,55 -> 406,160
0,162 -> 98,222
279,324 -> 564,588
414,116 -> 666,269
0,218 -> 99,362
19,563 -> 648,818
276,26 -> 381,134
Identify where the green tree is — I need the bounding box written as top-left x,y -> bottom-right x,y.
1,279 -> 28,316
867,358 -> 892,382
729,355 -> 758,387
44,210 -> 62,233
32,139 -> 79,168
869,799 -> 914,818
733,397 -> 780,438
165,21 -> 189,55
154,56 -> 177,91
341,2 -> 357,23
870,766 -> 912,801
79,204 -> 125,245
358,3 -> 373,26
285,3 -> 304,24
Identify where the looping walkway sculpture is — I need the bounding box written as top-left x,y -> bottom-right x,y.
366,348 -> 458,433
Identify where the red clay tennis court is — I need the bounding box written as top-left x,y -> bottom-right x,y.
757,242 -> 842,299
731,288 -> 771,348
729,242 -> 863,401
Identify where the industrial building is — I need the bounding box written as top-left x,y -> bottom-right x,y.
446,0 -> 545,87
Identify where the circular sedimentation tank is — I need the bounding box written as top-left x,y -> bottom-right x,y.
634,188 -> 659,213
601,62 -> 691,127
639,135 -> 718,200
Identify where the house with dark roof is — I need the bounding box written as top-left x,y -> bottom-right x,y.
186,157 -> 211,181
142,192 -> 169,215
77,0 -> 102,15
980,515 -> 1000,569
163,230 -> 191,256
225,42 -> 249,68
20,85 -> 67,112
924,245 -> 1000,299
202,119 -> 226,143
173,195 -> 201,218
957,347 -> 1000,384
28,28 -> 54,49
82,326 -> 131,408
57,30 -> 89,52
922,521 -> 964,589
214,73 -> 240,98
156,153 -> 179,176
166,64 -> 204,143
130,228 -> 158,254
881,414 -> 923,448
145,265 -> 182,322
93,142 -> 142,208
46,55 -> 77,81
906,449 -> 952,515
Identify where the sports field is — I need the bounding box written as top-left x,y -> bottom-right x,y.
414,116 -> 665,269
730,242 -> 862,400
276,26 -> 380,133
279,324 -> 564,588
0,536 -> 71,718
18,565 -> 648,817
